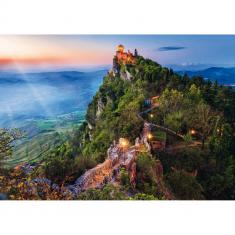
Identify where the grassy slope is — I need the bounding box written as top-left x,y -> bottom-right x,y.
3,110 -> 85,168
4,132 -> 63,168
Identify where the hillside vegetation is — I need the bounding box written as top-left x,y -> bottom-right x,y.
0,55 -> 234,200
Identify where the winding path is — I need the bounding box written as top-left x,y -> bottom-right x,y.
138,105 -> 184,140
68,144 -> 139,195
68,96 -> 183,197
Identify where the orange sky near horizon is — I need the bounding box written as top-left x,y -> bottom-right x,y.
0,36 -> 113,67
3,35 -> 235,70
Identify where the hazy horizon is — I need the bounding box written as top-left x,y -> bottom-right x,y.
2,35 -> 235,72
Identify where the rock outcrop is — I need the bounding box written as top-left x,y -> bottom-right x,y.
68,142 -> 137,195
68,122 -> 174,199
96,97 -> 105,119
120,70 -> 133,81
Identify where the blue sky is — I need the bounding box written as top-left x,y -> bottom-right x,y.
1,35 -> 235,70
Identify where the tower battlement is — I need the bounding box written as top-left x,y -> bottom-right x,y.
115,44 -> 136,65
112,45 -> 138,75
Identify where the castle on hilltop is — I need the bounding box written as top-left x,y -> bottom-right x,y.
115,44 -> 137,64
112,45 -> 138,74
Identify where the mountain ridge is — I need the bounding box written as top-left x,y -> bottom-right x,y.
177,66 -> 235,85
0,70 -> 108,84
1,47 -> 235,200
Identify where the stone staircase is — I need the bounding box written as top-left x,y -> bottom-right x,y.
68,120 -> 174,199
68,143 -> 137,195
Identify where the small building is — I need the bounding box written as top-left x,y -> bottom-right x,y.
112,45 -> 137,74
115,45 -> 136,64
144,96 -> 160,107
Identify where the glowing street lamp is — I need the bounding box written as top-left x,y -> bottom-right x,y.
119,138 -> 129,148
147,133 -> 153,140
190,129 -> 196,135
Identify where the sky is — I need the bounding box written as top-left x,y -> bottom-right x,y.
1,35 -> 235,71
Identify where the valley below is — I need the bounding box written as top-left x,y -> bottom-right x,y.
0,70 -> 107,168
0,55 -> 234,200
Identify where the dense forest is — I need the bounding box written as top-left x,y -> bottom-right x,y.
0,54 -> 234,200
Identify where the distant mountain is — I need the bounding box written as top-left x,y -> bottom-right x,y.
0,70 -> 107,127
176,67 -> 235,86
167,63 -> 217,71
0,70 -> 108,84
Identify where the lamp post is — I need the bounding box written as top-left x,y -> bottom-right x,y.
147,133 -> 153,140
190,129 -> 196,135
119,138 -> 129,151
119,138 -> 129,162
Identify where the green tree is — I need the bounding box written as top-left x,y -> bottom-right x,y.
158,88 -> 184,124
0,129 -> 22,165
167,171 -> 204,200
192,103 -> 218,149
187,84 -> 203,104
130,193 -> 159,200
77,184 -> 127,200
120,167 -> 130,187
165,111 -> 183,133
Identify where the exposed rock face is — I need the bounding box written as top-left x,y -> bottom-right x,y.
96,98 -> 105,119
126,70 -> 133,80
69,122 -> 174,199
112,57 -> 120,74
155,160 -> 164,181
129,162 -> 137,188
68,142 -> 137,195
72,159 -> 113,193
120,70 -> 133,81
88,131 -> 93,141
152,160 -> 174,200
87,121 -> 93,130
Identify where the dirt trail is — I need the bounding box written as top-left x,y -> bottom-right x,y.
138,105 -> 184,140
68,144 -> 138,195
68,97 -> 179,198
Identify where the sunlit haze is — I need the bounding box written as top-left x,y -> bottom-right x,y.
1,35 -> 235,71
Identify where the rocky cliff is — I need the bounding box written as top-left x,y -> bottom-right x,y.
71,55 -> 176,198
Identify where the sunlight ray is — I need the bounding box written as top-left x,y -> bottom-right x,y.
4,105 -> 16,128
9,58 -> 54,118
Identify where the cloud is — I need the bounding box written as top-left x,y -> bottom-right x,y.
158,46 -> 186,51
